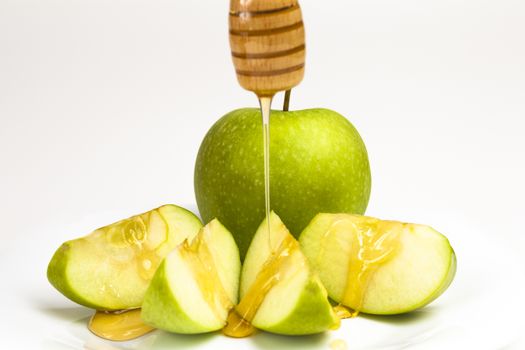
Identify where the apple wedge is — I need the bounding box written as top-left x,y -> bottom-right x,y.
299,213 -> 456,315
227,212 -> 338,336
47,204 -> 202,310
141,219 -> 240,334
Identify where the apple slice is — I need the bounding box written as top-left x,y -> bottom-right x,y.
47,204 -> 202,311
141,219 -> 240,334
299,213 -> 456,315
225,212 -> 338,336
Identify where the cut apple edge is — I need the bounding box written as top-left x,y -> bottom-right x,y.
361,225 -> 457,315
47,241 -> 103,310
402,245 -> 457,313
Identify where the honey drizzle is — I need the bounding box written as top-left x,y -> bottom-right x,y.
342,219 -> 400,311
179,226 -> 234,320
88,309 -> 154,341
222,233 -> 298,337
321,216 -> 401,316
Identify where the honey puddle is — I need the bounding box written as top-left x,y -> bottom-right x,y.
88,309 -> 154,341
222,233 -> 298,337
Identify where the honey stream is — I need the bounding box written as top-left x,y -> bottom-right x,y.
220,95 -> 276,337
259,96 -> 273,252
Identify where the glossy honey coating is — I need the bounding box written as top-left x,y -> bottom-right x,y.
89,309 -> 154,341
229,0 -> 306,96
222,232 -> 298,337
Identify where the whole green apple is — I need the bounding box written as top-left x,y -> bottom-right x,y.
194,108 -> 371,258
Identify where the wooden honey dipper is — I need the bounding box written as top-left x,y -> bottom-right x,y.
229,0 -> 306,98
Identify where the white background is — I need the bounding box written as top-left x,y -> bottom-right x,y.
1,0 -> 524,349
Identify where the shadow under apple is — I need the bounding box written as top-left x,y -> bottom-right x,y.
250,331 -> 329,350
359,306 -> 438,326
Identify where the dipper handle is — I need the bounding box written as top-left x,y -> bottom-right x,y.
229,0 -> 306,97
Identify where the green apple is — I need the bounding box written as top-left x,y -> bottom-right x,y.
141,219 -> 240,334
235,211 -> 339,335
194,108 -> 371,258
299,213 -> 456,315
47,204 -> 202,311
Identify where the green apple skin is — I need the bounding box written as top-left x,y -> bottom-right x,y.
141,259 -> 204,333
47,204 -> 203,311
48,246 -> 101,310
195,108 -> 371,258
257,276 -> 339,335
299,213 -> 457,315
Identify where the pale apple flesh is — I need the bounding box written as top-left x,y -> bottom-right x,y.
238,212 -> 339,335
141,219 -> 241,334
47,204 -> 203,310
299,213 -> 456,315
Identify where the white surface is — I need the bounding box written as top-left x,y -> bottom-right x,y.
1,0 -> 524,349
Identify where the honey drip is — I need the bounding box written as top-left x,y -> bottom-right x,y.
88,309 -> 154,341
341,218 -> 399,311
222,233 -> 298,337
222,308 -> 256,338
332,304 -> 359,319
179,227 -> 234,319
337,217 -> 401,312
